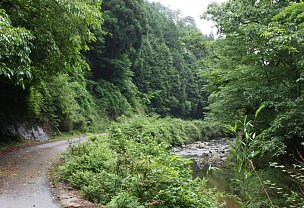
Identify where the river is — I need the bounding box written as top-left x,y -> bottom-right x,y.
173,139 -> 239,208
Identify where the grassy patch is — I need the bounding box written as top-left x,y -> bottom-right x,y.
242,167 -> 304,207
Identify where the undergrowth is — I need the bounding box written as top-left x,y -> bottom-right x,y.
58,116 -> 220,207
109,115 -> 224,146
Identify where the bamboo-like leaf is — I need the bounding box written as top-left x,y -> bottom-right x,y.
255,103 -> 267,118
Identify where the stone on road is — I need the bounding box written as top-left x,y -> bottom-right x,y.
0,137 -> 86,208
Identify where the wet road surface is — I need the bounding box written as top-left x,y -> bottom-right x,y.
0,137 -> 87,208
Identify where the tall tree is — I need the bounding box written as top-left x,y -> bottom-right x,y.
0,0 -> 103,125
203,0 -> 304,154
0,0 -> 102,86
132,2 -> 209,118
86,0 -> 209,119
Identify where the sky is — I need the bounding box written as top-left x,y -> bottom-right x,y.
147,0 -> 227,35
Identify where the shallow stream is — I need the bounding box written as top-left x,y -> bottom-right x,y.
173,139 -> 239,208
190,159 -> 238,207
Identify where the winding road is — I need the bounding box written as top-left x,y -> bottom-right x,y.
0,137 -> 86,208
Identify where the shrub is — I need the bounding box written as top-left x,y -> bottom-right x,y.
59,117 -> 220,207
27,74 -> 108,132
93,80 -> 133,120
110,115 -> 208,147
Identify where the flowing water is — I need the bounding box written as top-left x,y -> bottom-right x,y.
189,158 -> 239,208
173,139 -> 239,208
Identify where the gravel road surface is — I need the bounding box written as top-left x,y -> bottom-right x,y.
0,137 -> 86,208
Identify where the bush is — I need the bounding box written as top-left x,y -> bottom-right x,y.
110,115 -> 207,147
197,120 -> 225,141
27,74 -> 108,132
59,117 -> 220,207
92,80 -> 134,120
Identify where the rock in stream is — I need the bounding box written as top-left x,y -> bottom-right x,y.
173,138 -> 232,169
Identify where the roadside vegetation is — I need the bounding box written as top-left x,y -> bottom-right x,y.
58,116 -> 220,207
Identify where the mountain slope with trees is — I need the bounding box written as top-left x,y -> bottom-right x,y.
0,0 -> 209,135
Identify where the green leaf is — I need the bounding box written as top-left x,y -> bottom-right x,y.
255,103 -> 267,118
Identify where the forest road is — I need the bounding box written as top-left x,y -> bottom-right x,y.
0,137 -> 87,208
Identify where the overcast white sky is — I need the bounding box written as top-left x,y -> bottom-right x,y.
147,0 -> 227,35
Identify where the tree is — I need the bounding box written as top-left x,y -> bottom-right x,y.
131,1 -> 209,118
0,0 -> 102,86
0,9 -> 33,87
203,0 -> 304,154
0,0 -> 103,125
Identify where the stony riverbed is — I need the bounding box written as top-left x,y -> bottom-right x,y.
173,138 -> 232,169
174,139 -> 238,208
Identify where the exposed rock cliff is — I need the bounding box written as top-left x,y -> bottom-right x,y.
0,122 -> 48,141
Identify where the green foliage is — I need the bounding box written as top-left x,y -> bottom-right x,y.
0,9 -> 33,87
226,112 -> 304,207
231,161 -> 304,207
26,73 -> 107,132
110,115 -> 206,147
199,119 -> 225,141
92,79 -> 133,120
0,0 -> 105,131
202,0 -> 304,207
228,117 -> 262,206
269,161 -> 304,207
245,168 -> 296,207
27,86 -> 43,118
0,0 -> 102,85
133,2 -> 209,118
203,0 -> 304,156
86,0 -> 209,119
86,0 -> 145,118
59,118 -> 219,207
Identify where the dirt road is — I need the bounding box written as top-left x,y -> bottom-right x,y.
0,137 -> 86,208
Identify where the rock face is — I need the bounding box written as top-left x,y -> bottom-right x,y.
0,122 -> 48,141
173,139 -> 232,168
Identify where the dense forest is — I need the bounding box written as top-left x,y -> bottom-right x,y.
0,0 -> 209,132
1,0 -> 304,207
